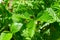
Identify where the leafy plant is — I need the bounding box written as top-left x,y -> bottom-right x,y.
0,0 -> 60,40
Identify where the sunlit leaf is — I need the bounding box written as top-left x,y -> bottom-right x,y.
0,31 -> 12,40
10,22 -> 23,33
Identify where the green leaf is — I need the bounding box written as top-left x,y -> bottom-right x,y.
12,14 -> 21,22
22,20 -> 36,40
37,8 -> 58,23
10,22 -> 23,33
0,31 -> 12,40
38,12 -> 54,23
46,8 -> 57,20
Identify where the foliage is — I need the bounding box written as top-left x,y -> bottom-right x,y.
0,0 -> 60,40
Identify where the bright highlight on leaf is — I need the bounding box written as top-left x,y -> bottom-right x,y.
10,22 -> 23,33
0,0 -> 2,3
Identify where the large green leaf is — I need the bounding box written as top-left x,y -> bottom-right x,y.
37,8 -> 58,23
0,31 -> 12,40
38,12 -> 54,23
